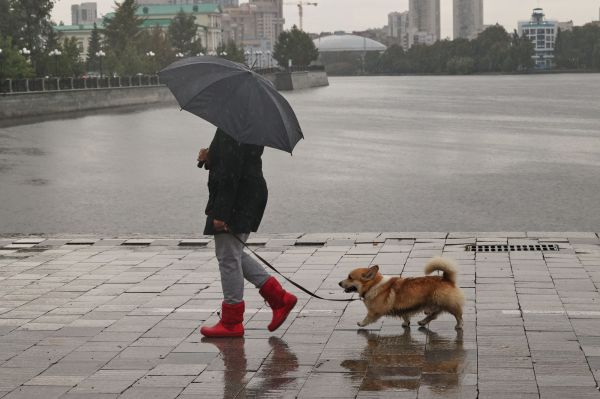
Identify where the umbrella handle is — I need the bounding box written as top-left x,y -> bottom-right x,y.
197,161 -> 205,169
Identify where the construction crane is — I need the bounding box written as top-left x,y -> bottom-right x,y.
284,1 -> 318,31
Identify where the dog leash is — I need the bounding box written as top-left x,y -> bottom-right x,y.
229,233 -> 359,302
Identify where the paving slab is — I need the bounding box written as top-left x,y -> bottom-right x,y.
0,233 -> 599,398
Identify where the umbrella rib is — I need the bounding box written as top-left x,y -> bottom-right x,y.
179,71 -> 250,112
263,86 -> 300,152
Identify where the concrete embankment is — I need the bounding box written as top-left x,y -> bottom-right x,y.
0,71 -> 328,122
0,86 -> 175,121
263,71 -> 329,91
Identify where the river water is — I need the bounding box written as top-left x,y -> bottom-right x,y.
1,75 -> 599,235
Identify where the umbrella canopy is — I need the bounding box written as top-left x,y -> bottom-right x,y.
159,56 -> 304,153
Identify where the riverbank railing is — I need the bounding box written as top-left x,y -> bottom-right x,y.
1,66 -> 326,94
253,65 -> 326,74
0,75 -> 161,94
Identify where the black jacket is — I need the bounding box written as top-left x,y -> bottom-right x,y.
203,129 -> 268,235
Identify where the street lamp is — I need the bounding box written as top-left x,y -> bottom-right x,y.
145,50 -> 155,74
266,50 -> 272,68
256,50 -> 263,68
49,49 -> 62,76
19,47 -> 31,62
0,48 -> 4,79
95,50 -> 105,78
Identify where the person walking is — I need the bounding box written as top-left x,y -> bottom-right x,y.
198,128 -> 298,338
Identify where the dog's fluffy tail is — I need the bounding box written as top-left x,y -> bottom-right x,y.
425,257 -> 458,284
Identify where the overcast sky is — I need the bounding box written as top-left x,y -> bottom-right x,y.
52,0 -> 600,39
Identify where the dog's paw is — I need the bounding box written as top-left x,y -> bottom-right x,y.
357,321 -> 366,328
402,321 -> 410,328
418,320 -> 428,326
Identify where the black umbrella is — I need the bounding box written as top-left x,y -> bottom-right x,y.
158,56 -> 303,153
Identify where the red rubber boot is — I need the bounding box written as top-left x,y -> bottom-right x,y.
259,277 -> 298,332
200,301 -> 245,337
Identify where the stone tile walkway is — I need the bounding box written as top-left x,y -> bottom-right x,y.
0,233 -> 599,398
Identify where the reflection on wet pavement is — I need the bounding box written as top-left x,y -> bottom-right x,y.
200,327 -> 472,398
342,328 -> 472,397
200,336 -> 300,398
2,234 -> 600,398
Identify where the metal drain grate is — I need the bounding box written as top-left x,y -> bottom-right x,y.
466,244 -> 560,252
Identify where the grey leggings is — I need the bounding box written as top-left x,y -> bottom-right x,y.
214,233 -> 271,304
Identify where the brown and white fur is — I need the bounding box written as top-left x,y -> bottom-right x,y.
338,257 -> 465,330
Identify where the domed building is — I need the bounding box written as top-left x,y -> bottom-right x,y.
313,33 -> 387,75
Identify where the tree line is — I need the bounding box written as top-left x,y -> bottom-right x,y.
0,0 -> 246,79
555,24 -> 600,70
364,25 -> 535,75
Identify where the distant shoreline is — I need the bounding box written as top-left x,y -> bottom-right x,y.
329,69 -> 600,77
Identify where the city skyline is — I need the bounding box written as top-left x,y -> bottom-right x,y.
409,0 -> 440,45
51,0 -> 600,39
453,0 -> 484,39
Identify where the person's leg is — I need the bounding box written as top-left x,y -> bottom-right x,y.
239,234 -> 271,288
200,233 -> 246,337
214,233 -> 245,304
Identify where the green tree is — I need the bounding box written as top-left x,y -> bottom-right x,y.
102,0 -> 145,75
0,0 -> 12,38
446,56 -> 475,74
105,42 -> 145,76
555,29 -> 578,69
363,51 -> 381,74
168,10 -> 198,55
273,25 -> 318,68
216,40 -> 245,64
508,31 -> 534,72
0,36 -> 35,79
60,37 -> 84,76
7,0 -> 56,74
36,25 -> 63,76
86,23 -> 102,72
472,25 -> 511,72
555,24 -> 600,70
138,25 -> 174,74
378,44 -> 408,74
103,0 -> 142,55
593,42 -> 600,69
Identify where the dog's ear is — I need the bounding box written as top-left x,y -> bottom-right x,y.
362,265 -> 379,280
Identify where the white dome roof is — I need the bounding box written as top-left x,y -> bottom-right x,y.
313,34 -> 387,52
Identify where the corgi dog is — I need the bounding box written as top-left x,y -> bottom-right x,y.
339,257 -> 464,330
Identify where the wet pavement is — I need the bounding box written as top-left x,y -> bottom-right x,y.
0,232 -> 599,398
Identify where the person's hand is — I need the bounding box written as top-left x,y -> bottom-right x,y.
213,219 -> 228,232
198,148 -> 208,162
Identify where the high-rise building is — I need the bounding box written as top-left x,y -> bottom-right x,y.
222,0 -> 284,51
408,0 -> 440,47
453,0 -> 483,40
388,11 -> 410,49
135,0 -> 239,5
71,2 -> 97,25
518,8 -> 558,69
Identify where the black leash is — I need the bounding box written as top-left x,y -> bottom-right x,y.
230,233 -> 359,302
